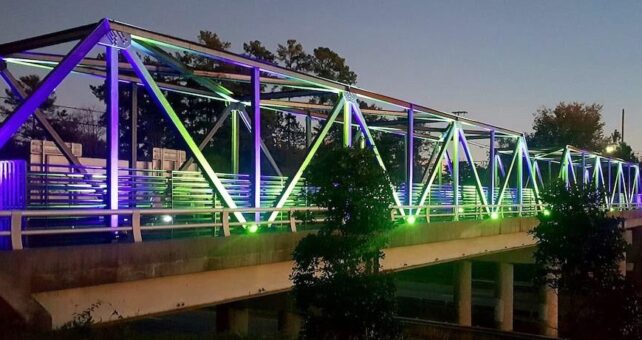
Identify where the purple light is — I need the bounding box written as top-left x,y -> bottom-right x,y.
0,20 -> 110,149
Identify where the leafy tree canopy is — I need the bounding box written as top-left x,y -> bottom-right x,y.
531,182 -> 641,339
528,102 -> 607,151
292,147 -> 400,339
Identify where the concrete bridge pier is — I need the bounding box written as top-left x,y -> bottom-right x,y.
278,310 -> 302,338
539,284 -> 558,337
216,304 -> 249,336
454,260 -> 472,326
494,262 -> 514,331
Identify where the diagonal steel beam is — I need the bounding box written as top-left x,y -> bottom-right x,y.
520,139 -> 541,206
351,102 -> 404,214
179,103 -> 236,171
0,20 -> 110,149
415,123 -> 455,215
237,108 -> 283,177
136,40 -> 282,177
0,66 -> 87,173
266,96 -> 345,223
122,47 -> 246,223
459,128 -> 490,213
133,40 -> 234,100
494,140 -> 521,212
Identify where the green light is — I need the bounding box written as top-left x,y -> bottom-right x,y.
609,207 -> 615,212
458,207 -> 465,213
490,212 -> 499,220
406,215 -> 416,225
542,209 -> 551,217
248,224 -> 259,233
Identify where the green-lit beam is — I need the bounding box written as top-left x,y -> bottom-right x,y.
452,126 -> 460,220
494,139 -> 521,213
231,109 -> 239,174
266,96 -> 346,223
414,123 -> 455,216
122,47 -> 246,223
458,127 -> 491,214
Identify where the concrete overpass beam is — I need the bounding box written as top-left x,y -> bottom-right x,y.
494,262 -> 513,331
454,260 -> 472,326
539,284 -> 558,337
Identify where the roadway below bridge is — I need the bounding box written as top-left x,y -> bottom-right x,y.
1,210 -> 641,332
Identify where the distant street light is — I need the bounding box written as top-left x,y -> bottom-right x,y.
605,145 -> 617,154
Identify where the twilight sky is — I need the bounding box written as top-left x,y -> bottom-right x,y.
2,0 -> 642,153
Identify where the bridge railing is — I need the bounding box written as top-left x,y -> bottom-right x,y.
0,203 -> 551,250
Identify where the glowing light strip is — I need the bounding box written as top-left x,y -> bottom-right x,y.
458,127 -> 490,214
414,124 -> 455,214
122,47 -> 246,223
266,96 -> 346,223
494,140 -> 521,212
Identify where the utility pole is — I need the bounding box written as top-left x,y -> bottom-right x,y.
621,109 -> 625,143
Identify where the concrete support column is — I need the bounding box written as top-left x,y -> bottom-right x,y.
539,284 -> 558,337
278,311 -> 302,338
495,262 -> 513,331
454,261 -> 472,326
620,228 -> 633,276
216,305 -> 249,336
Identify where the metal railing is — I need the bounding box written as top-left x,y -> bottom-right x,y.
0,203 -> 556,250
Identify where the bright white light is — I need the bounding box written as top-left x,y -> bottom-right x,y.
162,215 -> 173,223
605,145 -> 616,154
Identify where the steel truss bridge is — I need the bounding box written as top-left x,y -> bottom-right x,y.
0,18 -> 640,250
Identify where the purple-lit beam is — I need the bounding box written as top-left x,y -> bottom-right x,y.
406,105 -> 414,210
0,65 -> 86,173
0,20 -> 109,149
251,67 -> 261,223
106,46 -> 119,227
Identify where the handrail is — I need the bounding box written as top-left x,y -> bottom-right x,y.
1,203 -> 637,251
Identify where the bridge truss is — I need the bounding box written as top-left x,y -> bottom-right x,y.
0,18 -> 639,245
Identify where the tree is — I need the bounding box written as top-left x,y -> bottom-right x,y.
528,102 -> 608,151
311,47 -> 357,85
292,147 -> 400,339
243,40 -> 275,63
530,182 -> 642,339
608,130 -> 638,162
0,75 -> 65,159
277,39 -> 312,72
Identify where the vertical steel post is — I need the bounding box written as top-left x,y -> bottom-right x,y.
131,84 -> 138,169
548,160 -> 552,184
231,108 -> 239,174
343,96 -> 352,147
489,130 -> 496,208
452,125 -> 460,220
406,105 -> 414,213
130,84 -> 138,207
581,152 -> 586,187
517,139 -> 523,216
606,158 -> 611,195
305,113 -> 312,148
251,68 -> 261,224
106,46 -> 119,227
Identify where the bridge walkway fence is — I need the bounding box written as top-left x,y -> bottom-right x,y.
1,161 -> 640,250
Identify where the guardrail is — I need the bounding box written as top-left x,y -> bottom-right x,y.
0,203 -> 635,250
